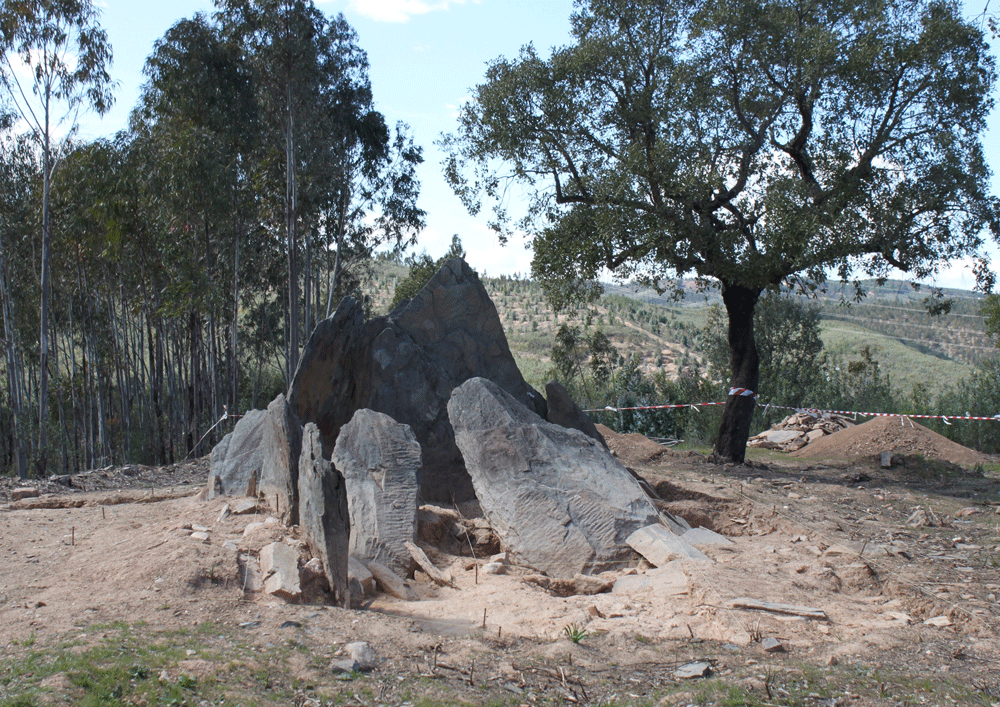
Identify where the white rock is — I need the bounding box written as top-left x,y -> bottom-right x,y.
260,542 -> 301,600
626,524 -> 709,565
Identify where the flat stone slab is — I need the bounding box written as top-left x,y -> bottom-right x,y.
612,561 -> 690,597
681,527 -> 734,546
764,429 -> 804,444
627,524 -> 710,565
675,661 -> 712,679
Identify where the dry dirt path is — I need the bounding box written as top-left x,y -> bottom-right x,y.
2,450 -> 999,705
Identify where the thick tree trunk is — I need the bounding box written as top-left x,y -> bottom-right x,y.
712,282 -> 763,463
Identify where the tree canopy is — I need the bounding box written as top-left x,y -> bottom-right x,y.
443,0 -> 1000,461
0,0 -> 425,477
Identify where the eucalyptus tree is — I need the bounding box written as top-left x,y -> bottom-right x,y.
443,0 -> 1000,461
0,0 -> 114,474
216,1 -> 424,379
132,13 -> 261,452
313,15 -> 425,321
0,127 -> 35,478
215,0 -> 328,381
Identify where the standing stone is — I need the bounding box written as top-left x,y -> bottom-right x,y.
333,409 -> 421,578
545,380 -> 607,448
298,423 -> 350,608
207,409 -> 267,498
288,258 -> 545,503
448,377 -> 660,577
259,394 -> 302,525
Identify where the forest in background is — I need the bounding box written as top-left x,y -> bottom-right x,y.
2,0 -> 1000,480
0,1 -> 423,479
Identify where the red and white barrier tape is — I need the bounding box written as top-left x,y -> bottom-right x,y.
585,399 -> 1000,422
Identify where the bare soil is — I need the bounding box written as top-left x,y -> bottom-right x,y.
2,442 -> 1000,706
791,415 -> 992,468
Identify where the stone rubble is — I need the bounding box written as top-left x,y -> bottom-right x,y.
747,412 -> 855,452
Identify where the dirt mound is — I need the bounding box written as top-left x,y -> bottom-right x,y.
595,423 -> 667,464
791,414 -> 990,467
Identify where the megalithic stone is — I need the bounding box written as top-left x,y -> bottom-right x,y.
333,409 -> 421,578
259,394 -> 302,525
298,422 -> 350,608
449,377 -> 660,577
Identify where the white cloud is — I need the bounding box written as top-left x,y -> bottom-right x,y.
340,0 -> 479,23
918,256 -> 984,293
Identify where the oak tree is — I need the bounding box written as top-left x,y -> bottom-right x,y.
443,0 -> 999,461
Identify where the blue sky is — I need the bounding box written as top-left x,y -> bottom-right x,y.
78,0 -> 1000,290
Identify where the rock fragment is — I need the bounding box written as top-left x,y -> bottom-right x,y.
259,542 -> 301,601
366,560 -> 418,601
11,488 -> 40,501
626,524 -> 710,565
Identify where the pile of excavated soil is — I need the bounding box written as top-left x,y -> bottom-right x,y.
595,423 -> 668,465
791,414 -> 990,467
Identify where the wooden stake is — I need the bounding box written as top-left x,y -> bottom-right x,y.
71,526 -> 75,546
482,607 -> 487,629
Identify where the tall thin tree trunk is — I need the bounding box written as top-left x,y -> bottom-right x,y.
231,228 -> 240,415
285,85 -> 300,384
37,125 -> 53,477
0,226 -> 28,479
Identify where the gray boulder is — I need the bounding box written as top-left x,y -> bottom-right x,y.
207,408 -> 267,498
333,409 -> 421,577
448,377 -> 660,577
259,394 -> 302,525
545,380 -> 607,448
289,258 -> 545,503
298,423 -> 350,608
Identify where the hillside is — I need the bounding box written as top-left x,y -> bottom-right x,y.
511,277 -> 988,402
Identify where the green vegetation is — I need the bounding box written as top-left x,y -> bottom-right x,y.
562,623 -> 588,644
443,0 -> 998,463
460,268 -> 1000,453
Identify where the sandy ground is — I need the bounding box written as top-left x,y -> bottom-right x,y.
2,437 -> 1000,705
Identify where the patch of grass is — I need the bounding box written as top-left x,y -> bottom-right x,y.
562,623 -> 588,644
0,622 -> 290,707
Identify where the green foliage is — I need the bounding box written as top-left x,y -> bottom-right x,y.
815,346 -> 897,416
562,623 -> 588,643
444,0 -> 999,460
982,294 -> 1000,346
935,355 -> 1000,453
704,291 -> 824,408
446,0 -> 998,297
